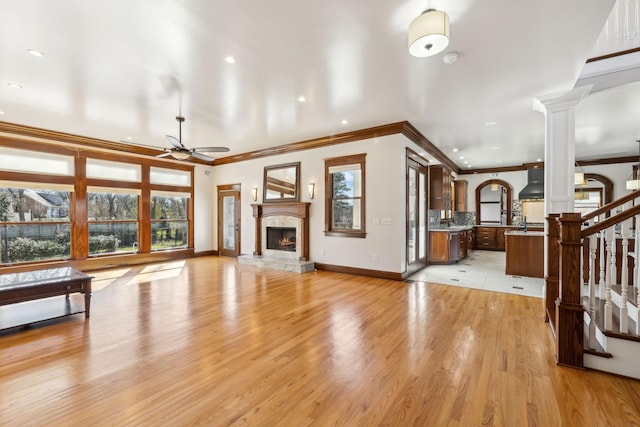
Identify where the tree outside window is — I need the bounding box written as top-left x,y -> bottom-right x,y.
324,153 -> 366,238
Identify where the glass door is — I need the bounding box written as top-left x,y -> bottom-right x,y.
407,152 -> 428,275
217,184 -> 241,257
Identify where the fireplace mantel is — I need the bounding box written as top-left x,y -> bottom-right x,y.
251,202 -> 310,261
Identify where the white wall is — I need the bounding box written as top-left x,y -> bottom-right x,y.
193,164 -> 216,252
212,134 -> 409,273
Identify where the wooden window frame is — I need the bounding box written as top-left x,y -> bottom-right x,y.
324,153 -> 366,238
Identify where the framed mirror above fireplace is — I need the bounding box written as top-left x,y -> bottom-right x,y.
263,162 -> 300,202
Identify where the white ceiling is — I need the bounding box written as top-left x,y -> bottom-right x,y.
1,0 -> 638,170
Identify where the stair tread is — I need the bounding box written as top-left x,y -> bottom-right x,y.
582,296 -> 640,342
610,284 -> 639,308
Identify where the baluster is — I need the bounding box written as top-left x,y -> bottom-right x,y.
604,227 -> 614,330
620,226 -> 629,333
599,230 -> 606,300
588,234 -> 597,349
637,268 -> 640,335
634,214 -> 640,293
611,227 -> 617,287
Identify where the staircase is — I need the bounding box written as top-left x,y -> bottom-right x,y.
546,191 -> 640,379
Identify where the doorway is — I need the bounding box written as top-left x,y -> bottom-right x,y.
406,149 -> 428,275
217,184 -> 241,257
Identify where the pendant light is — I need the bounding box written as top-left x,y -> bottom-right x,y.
408,9 -> 450,57
626,140 -> 640,190
574,162 -> 586,186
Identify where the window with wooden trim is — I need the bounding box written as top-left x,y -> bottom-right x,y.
324,153 -> 366,238
0,185 -> 72,264
150,191 -> 189,250
87,189 -> 139,256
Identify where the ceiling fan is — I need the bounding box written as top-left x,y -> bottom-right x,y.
157,116 -> 229,161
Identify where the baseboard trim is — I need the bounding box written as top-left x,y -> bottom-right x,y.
314,263 -> 404,281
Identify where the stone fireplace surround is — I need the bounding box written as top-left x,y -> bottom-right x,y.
237,202 -> 314,273
251,202 -> 310,261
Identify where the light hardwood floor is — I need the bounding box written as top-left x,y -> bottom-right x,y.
1,256 -> 639,426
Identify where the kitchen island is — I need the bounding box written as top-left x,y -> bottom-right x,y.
504,230 -> 544,278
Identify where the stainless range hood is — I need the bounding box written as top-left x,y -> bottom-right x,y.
518,168 -> 544,200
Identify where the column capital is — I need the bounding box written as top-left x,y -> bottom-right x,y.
533,85 -> 592,114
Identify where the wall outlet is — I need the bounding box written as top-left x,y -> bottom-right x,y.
372,218 -> 380,225
381,218 -> 392,225
372,254 -> 378,261
321,248 -> 325,256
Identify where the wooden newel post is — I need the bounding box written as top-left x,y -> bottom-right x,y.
556,212 -> 584,369
545,214 -> 560,327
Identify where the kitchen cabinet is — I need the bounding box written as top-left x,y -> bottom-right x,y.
453,180 -> 468,212
475,226 -> 497,250
474,226 -> 542,251
429,228 -> 471,264
505,231 -> 544,278
429,166 -> 452,212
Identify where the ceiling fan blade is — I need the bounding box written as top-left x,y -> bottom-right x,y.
166,134 -> 184,149
156,152 -> 173,158
193,146 -> 230,153
190,151 -> 215,162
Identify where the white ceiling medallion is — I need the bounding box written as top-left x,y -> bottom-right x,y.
408,9 -> 450,57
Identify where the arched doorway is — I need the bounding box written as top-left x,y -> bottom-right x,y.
475,180 -> 513,225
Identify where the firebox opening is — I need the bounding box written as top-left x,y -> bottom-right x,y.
266,227 -> 297,252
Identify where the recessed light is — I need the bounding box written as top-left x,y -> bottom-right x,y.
125,136 -> 132,141
341,119 -> 348,125
484,121 -> 497,126
452,148 -> 459,152
463,161 -> 468,164
27,49 -> 44,57
225,56 -> 236,64
8,83 -> 23,89
459,156 -> 464,160
537,158 -> 542,162
442,52 -> 458,65
468,165 -> 472,168
0,111 -> 5,115
491,146 -> 501,150
298,96 -> 306,103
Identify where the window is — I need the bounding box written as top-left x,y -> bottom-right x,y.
88,190 -> 139,255
0,186 -> 71,264
324,153 -> 366,238
151,192 -> 189,250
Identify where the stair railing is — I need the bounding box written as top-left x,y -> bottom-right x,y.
546,190 -> 640,369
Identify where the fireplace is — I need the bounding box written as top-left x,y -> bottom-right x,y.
250,202 -> 310,261
267,227 -> 297,252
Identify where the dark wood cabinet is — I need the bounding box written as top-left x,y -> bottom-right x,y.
475,226 -> 496,249
453,180 -> 468,212
505,232 -> 544,278
429,229 -> 471,264
474,226 -> 542,251
429,231 -> 450,263
429,166 -> 452,211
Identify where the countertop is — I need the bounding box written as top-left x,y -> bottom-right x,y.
504,230 -> 544,237
430,226 -> 474,232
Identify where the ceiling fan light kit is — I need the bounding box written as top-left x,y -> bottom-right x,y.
408,8 -> 450,57
159,116 -> 229,162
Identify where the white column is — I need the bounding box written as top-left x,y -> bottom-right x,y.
534,86 -> 592,279
533,85 -> 592,217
